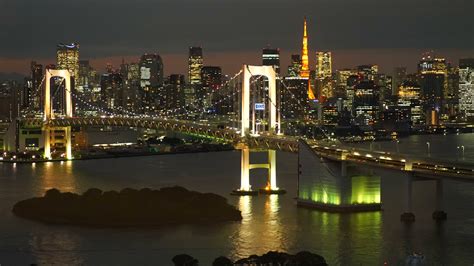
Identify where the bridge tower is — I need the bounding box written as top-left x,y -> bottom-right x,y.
43,69 -> 73,160
241,65 -> 279,136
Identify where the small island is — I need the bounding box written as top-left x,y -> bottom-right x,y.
12,186 -> 242,227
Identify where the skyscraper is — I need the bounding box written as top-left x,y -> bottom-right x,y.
418,54 -> 447,120
459,58 -> 474,121
315,51 -> 333,101
23,61 -> 43,110
262,47 -> 280,74
100,73 -> 123,110
188,47 -> 203,85
287,55 -> 302,77
56,43 -> 79,80
392,67 -> 407,96
201,66 -> 222,110
357,64 -> 378,81
397,81 -> 423,125
165,74 -> 186,110
353,80 -> 380,126
139,53 -> 164,112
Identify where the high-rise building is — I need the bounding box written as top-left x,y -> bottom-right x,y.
262,47 -> 280,74
315,51 -> 333,101
56,43 -> 79,80
100,73 -> 123,110
353,80 -> 380,126
186,47 -> 203,111
188,47 -> 203,85
139,53 -> 164,113
315,52 -> 332,80
165,74 -> 186,110
392,67 -> 407,96
281,77 -> 308,120
357,64 -> 378,81
418,53 -> 449,120
459,58 -> 474,121
397,81 -> 423,125
287,54 -> 302,77
201,66 -> 222,110
119,62 -> 141,113
23,61 -> 43,110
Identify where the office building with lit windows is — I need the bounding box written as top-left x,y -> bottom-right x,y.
201,66 -> 222,110
397,81 -> 423,125
139,53 -> 164,113
262,48 -> 280,74
188,47 -> 203,85
459,58 -> 474,121
353,80 -> 380,126
287,55 -> 302,77
357,64 -> 378,81
56,43 -> 79,80
315,51 -> 333,101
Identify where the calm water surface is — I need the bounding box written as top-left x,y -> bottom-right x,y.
0,134 -> 473,265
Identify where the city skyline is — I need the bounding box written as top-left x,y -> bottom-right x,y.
1,0 -> 473,75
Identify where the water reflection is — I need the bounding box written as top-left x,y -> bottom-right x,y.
39,161 -> 78,194
301,210 -> 382,265
231,195 -> 287,259
29,231 -> 84,265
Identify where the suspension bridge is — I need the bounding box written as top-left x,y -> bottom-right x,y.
6,65 -> 474,219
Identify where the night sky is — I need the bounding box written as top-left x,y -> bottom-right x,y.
1,0 -> 473,76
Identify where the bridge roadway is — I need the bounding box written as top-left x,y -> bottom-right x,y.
21,117 -> 473,180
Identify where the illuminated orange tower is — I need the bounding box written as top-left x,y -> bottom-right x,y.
301,17 -> 315,100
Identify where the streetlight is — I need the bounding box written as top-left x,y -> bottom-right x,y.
396,140 -> 400,153
426,142 -> 431,157
457,145 -> 465,160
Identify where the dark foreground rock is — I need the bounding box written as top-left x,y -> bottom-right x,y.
174,251 -> 327,266
12,186 -> 242,227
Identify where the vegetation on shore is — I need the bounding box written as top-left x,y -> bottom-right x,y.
12,186 -> 242,227
172,251 -> 328,266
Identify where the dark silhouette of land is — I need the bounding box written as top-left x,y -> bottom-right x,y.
172,251 -> 328,266
12,187 -> 242,227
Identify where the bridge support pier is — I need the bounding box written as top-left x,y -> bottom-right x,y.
42,126 -> 73,160
232,148 -> 285,196
341,161 -> 347,177
401,174 -> 415,223
432,179 -> 447,221
65,126 -> 72,160
43,126 -> 51,160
